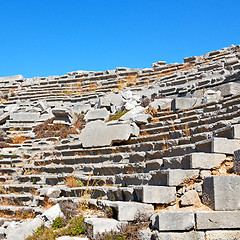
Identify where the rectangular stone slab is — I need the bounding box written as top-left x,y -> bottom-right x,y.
196,211 -> 240,230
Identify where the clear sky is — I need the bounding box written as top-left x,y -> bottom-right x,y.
0,0 -> 239,78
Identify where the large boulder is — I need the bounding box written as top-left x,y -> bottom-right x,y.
84,108 -> 110,122
79,120 -> 139,148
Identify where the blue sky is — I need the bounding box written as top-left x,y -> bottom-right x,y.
0,0 -> 239,78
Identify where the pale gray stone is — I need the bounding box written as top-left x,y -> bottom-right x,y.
190,152 -> 226,169
120,106 -> 144,121
132,113 -> 151,124
150,98 -> 172,110
41,203 -> 64,228
56,237 -> 89,240
205,230 -> 240,240
84,108 -> 110,122
196,211 -> 240,230
79,120 -> 139,148
171,98 -> 200,110
134,186 -> 176,204
203,90 -> 221,103
10,112 -> 40,121
6,218 -> 43,240
202,175 -> 240,210
121,90 -> 132,100
152,231 -> 205,240
151,210 -> 195,231
212,137 -> 240,154
84,218 -> 120,237
217,82 -> 240,97
73,103 -> 91,114
138,229 -> 152,240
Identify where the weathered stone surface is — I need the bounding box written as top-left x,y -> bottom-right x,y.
56,237 -> 89,240
84,108 -> 110,122
41,203 -> 64,228
151,210 -> 195,231
180,190 -> 201,206
52,108 -> 74,124
39,187 -> 61,198
73,103 -> 91,114
203,90 -> 221,103
150,98 -> 172,110
211,137 -> 240,154
6,217 -> 43,240
217,82 -> 240,97
10,112 -> 40,121
196,211 -> 240,230
106,201 -> 154,221
152,231 -> 205,240
171,98 -> 200,110
134,186 -> 176,204
189,152 -> 226,169
234,149 -> 240,174
132,113 -> 151,124
120,106 -> 144,121
84,218 -> 120,238
202,175 -> 240,210
205,230 -> 240,240
79,120 -> 139,148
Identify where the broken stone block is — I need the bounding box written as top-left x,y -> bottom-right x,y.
151,210 -> 195,231
203,90 -> 221,103
79,120 -> 139,148
73,103 -> 91,114
196,211 -> 240,230
202,175 -> 240,210
109,201 -> 154,221
38,187 -> 61,198
52,108 -> 75,124
41,203 -> 64,228
150,98 -> 172,110
138,230 -> 152,240
180,190 -> 201,206
134,186 -> 176,204
84,108 -> 110,122
119,106 -> 144,121
6,217 -> 43,240
84,218 -> 121,238
121,90 -> 132,100
189,152 -> 226,169
171,97 -> 200,110
132,113 -> 151,124
234,149 -> 240,174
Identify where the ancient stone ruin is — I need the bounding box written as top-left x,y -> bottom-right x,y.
0,44 -> 239,239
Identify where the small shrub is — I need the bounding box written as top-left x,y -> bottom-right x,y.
52,216 -> 65,229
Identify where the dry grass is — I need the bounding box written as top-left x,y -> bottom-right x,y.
145,107 -> 158,117
211,156 -> 235,175
64,176 -> 83,188
9,128 -> 30,144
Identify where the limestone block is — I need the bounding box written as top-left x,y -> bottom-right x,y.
84,218 -> 120,238
203,90 -> 221,103
196,211 -> 240,230
152,231 -> 205,240
211,137 -> 240,154
138,230 -> 152,240
202,175 -> 240,210
121,90 -> 132,100
79,120 -> 139,148
134,186 -> 176,204
180,190 -> 201,206
189,152 -> 226,169
73,103 -> 91,114
234,149 -> 240,174
6,218 -> 43,240
110,201 -> 154,221
151,210 -> 195,231
99,92 -> 124,108
132,113 -> 151,124
171,98 -> 200,110
205,230 -> 240,240
216,82 -> 240,97
119,106 -> 144,121
150,98 -> 172,110
39,187 -> 61,198
41,203 -> 64,228
10,112 -> 40,121
52,108 -> 74,124
84,108 -> 110,122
